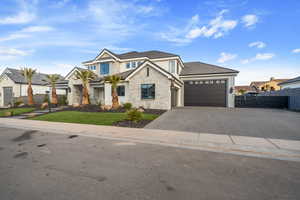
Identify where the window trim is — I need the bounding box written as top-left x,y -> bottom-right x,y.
141,84 -> 155,100
169,60 -> 176,74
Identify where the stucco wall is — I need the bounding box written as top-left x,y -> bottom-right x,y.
127,65 -> 172,110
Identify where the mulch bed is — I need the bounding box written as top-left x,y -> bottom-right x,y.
61,105 -> 166,115
113,119 -> 153,128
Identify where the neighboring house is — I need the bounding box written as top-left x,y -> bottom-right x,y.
278,76 -> 300,89
0,68 -> 65,107
59,49 -> 239,110
250,77 -> 289,92
234,85 -> 256,95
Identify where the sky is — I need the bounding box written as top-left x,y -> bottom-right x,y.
0,0 -> 299,85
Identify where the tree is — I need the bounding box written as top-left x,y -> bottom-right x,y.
238,89 -> 246,95
74,70 -> 96,105
21,68 -> 36,105
105,75 -> 121,109
46,74 -> 60,105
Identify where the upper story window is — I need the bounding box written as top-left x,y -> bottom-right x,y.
126,61 -> 141,69
88,65 -> 96,70
100,62 -> 109,75
169,60 -> 176,74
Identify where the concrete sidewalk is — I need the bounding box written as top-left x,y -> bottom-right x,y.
0,118 -> 300,162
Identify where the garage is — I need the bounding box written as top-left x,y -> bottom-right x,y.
184,79 -> 227,107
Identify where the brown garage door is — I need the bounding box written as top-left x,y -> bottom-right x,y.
184,79 -> 227,107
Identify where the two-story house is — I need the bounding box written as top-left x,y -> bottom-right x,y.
58,49 -> 238,110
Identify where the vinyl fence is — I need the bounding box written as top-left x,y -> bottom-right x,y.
235,96 -> 289,109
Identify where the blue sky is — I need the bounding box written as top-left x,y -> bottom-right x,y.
0,0 -> 299,85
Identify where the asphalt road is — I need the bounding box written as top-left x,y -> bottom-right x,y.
0,126 -> 300,200
146,107 -> 300,140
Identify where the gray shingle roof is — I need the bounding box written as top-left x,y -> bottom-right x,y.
3,68 -> 63,85
180,62 -> 239,76
83,49 -> 179,63
278,76 -> 300,85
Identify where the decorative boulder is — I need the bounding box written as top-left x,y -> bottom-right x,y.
4,111 -> 13,117
104,105 -> 112,111
41,102 -> 48,109
18,103 -> 25,107
137,107 -> 145,113
72,103 -> 80,108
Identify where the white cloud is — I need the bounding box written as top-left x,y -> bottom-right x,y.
0,47 -> 32,60
242,14 -> 258,27
217,52 -> 237,63
161,10 -> 238,45
0,33 -> 30,42
292,48 -> 300,53
249,41 -> 266,48
20,26 -> 54,33
0,11 -> 35,25
241,53 -> 275,64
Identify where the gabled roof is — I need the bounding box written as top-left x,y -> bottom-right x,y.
82,49 -> 179,64
235,85 -> 256,92
278,76 -> 300,85
1,68 -> 63,85
64,66 -> 86,80
250,81 -> 267,87
180,62 -> 239,76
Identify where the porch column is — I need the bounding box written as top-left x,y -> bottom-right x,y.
104,83 -> 112,105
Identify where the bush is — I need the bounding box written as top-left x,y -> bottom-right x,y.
126,108 -> 142,123
14,99 -> 23,107
123,102 -> 132,111
59,95 -> 68,105
43,94 -> 49,103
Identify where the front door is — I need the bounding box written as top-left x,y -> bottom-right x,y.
171,88 -> 178,108
3,87 -> 13,106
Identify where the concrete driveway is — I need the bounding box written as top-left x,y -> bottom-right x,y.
146,107 -> 300,140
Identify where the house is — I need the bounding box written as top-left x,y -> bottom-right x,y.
59,49 -> 239,110
0,68 -> 65,107
278,76 -> 300,89
250,77 -> 289,92
234,85 -> 257,95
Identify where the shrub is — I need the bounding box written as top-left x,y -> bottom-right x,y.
14,99 -> 23,107
126,108 -> 142,123
59,95 -> 68,105
123,102 -> 132,111
43,94 -> 49,103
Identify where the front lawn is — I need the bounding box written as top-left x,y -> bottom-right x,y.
30,111 -> 158,126
0,107 -> 35,117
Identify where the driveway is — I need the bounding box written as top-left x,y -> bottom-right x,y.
146,107 -> 300,140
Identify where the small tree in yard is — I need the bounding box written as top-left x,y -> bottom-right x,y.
105,75 -> 121,109
46,74 -> 60,105
126,108 -> 142,123
21,68 -> 36,105
74,70 -> 96,105
238,89 -> 246,95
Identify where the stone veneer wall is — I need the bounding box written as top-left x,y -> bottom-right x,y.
127,65 -> 172,110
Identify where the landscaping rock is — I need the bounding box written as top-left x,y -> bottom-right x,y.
41,102 -> 48,109
137,108 -> 145,113
4,111 -> 13,117
72,103 -> 80,108
103,105 -> 112,111
18,103 -> 25,107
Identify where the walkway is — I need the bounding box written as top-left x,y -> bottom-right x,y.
0,118 -> 300,162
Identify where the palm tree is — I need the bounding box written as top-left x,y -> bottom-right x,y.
105,75 -> 121,109
74,70 -> 96,105
46,74 -> 60,105
21,68 -> 36,105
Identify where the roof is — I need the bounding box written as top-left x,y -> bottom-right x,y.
235,85 -> 256,92
180,62 -> 239,76
83,49 -> 179,63
278,76 -> 300,85
2,68 -> 63,85
250,81 -> 267,87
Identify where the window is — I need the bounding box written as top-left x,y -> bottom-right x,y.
88,65 -> 96,70
146,67 -> 149,77
137,61 -> 143,66
117,86 -> 125,96
132,62 -> 136,68
169,60 -> 176,74
126,61 -> 139,69
100,62 -> 109,75
126,62 -> 131,69
141,84 -> 155,99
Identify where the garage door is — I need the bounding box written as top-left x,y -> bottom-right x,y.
184,79 -> 227,107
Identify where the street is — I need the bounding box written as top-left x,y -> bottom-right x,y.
0,126 -> 300,200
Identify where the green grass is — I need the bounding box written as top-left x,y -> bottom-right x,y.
0,107 -> 35,117
30,111 -> 158,126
